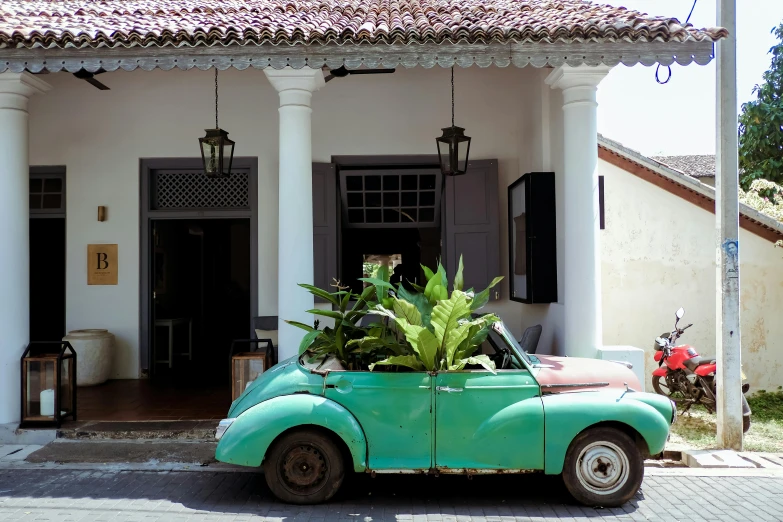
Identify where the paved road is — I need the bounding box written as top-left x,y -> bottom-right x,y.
0,469 -> 781,521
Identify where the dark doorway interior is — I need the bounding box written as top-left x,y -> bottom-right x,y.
151,219 -> 250,384
30,218 -> 66,341
341,227 -> 440,295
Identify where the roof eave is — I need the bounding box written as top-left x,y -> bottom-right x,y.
598,135 -> 783,240
0,40 -> 716,74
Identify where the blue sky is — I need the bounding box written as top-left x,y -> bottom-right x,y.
597,0 -> 783,156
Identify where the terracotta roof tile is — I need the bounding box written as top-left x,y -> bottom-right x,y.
651,155 -> 716,178
0,0 -> 728,49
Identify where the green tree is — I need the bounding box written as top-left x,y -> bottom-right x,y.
739,23 -> 783,189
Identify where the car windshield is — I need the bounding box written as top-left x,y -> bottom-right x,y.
488,321 -> 533,366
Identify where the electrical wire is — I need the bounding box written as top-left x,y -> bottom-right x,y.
655,0 -> 699,85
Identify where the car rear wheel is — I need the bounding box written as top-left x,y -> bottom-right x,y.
562,427 -> 644,507
263,428 -> 345,505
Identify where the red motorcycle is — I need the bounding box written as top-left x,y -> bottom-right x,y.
652,307 -> 752,433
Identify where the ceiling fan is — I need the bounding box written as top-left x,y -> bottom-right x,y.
324,66 -> 395,83
73,68 -> 110,90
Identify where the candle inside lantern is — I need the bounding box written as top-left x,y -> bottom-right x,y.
40,389 -> 55,417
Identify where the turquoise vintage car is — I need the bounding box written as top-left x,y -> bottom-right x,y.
215,321 -> 675,507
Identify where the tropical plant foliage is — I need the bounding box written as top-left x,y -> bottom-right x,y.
739,179 -> 783,223
287,258 -> 503,372
738,23 -> 783,190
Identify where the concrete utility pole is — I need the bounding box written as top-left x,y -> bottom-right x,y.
716,0 -> 744,450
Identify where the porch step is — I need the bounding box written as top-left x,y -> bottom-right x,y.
24,439 -> 218,466
737,452 -> 783,469
57,420 -> 217,441
682,449 -> 759,468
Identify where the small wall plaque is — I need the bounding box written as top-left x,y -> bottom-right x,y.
87,244 -> 118,285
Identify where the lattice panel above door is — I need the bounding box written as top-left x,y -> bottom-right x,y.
151,170 -> 249,210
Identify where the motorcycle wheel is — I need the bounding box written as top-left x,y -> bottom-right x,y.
651,375 -> 685,402
743,415 -> 751,433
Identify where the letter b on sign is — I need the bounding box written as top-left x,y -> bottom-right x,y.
88,244 -> 118,285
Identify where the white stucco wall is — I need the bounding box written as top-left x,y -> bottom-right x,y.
28,65 -> 558,379
600,159 -> 783,393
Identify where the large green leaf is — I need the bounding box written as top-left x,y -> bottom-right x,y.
306,309 -> 344,321
395,318 -> 439,371
340,289 -> 351,313
369,355 -> 424,372
470,276 -> 504,311
396,285 -> 433,327
285,320 -> 315,333
421,264 -> 435,282
358,277 -> 394,290
451,355 -> 496,374
437,262 -> 448,288
393,298 -> 422,326
298,283 -> 340,306
430,291 -> 472,367
346,335 -> 410,356
298,330 -> 321,354
453,255 -> 464,291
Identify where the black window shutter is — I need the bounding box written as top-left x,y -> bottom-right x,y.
313,163 -> 337,299
442,160 -> 501,299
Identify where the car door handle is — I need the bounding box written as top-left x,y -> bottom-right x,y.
437,386 -> 463,393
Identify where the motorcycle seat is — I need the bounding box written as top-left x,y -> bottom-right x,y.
684,356 -> 716,371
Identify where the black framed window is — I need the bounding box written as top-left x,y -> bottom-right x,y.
30,167 -> 66,216
339,169 -> 441,228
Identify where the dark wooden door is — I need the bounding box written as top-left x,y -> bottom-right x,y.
442,160 -> 500,298
29,218 -> 66,341
313,163 -> 338,294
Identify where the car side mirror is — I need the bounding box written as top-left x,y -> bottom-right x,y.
675,307 -> 684,320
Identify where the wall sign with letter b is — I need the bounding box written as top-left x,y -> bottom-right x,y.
87,244 -> 118,285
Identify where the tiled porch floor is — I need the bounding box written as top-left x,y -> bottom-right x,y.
75,380 -> 231,421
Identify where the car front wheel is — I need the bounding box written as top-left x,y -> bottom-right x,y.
562,427 -> 644,507
263,428 -> 345,504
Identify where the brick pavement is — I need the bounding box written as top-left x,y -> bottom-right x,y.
0,469 -> 781,522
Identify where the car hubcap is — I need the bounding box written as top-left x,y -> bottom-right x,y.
281,444 -> 328,494
576,441 -> 630,495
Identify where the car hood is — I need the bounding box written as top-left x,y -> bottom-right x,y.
532,354 -> 642,392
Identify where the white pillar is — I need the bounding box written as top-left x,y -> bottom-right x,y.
264,67 -> 325,361
0,72 -> 50,425
716,0 -> 743,449
546,65 -> 611,359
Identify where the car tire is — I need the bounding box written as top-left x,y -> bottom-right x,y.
562,427 -> 644,507
263,428 -> 345,505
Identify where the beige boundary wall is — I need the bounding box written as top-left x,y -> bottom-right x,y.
599,153 -> 783,394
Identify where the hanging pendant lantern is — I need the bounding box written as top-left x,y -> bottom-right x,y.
436,68 -> 471,176
199,69 -> 235,178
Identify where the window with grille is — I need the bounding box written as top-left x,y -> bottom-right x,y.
151,170 -> 250,210
339,169 -> 442,228
29,168 -> 65,215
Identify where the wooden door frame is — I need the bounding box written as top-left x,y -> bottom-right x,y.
139,157 -> 258,375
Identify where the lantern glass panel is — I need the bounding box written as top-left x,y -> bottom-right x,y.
232,354 -> 266,401
456,134 -> 470,173
201,139 -> 220,176
437,138 -> 450,174
222,139 -> 235,177
24,358 -> 56,419
60,358 -> 72,416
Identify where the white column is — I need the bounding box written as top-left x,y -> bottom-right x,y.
715,0 -> 743,449
0,72 -> 50,425
264,67 -> 325,361
546,65 -> 611,359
